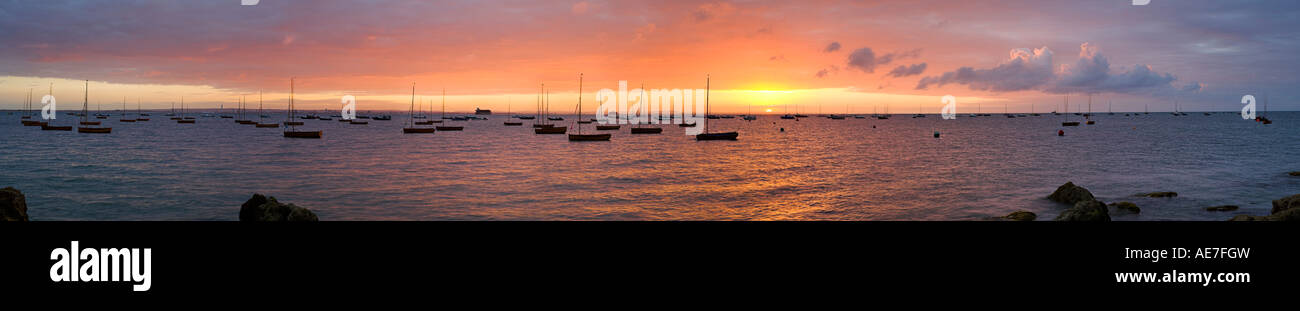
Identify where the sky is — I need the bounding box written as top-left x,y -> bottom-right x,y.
1,0 -> 1297,114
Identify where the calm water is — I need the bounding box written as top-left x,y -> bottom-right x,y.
2,110 -> 1297,220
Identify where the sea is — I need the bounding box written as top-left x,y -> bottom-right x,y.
2,110 -> 1296,220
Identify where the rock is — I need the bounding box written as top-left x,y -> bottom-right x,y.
239,193 -> 318,222
1055,200 -> 1111,221
1047,182 -> 1095,205
1227,194 -> 1300,221
990,211 -> 1036,221
1137,192 -> 1178,198
1228,215 -> 1270,221
1204,205 -> 1239,212
0,187 -> 29,222
1109,201 -> 1140,213
1271,194 -> 1300,214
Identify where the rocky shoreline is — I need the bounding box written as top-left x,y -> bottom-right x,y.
989,180 -> 1300,221
2,184 -> 1296,221
1,188 -> 318,222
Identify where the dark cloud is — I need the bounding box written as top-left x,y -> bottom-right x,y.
847,47 -> 921,73
824,42 -> 841,53
815,65 -> 839,78
887,63 -> 927,77
1048,43 -> 1176,94
917,44 -> 1179,94
916,47 -> 1053,92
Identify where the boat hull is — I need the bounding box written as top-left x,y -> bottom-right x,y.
503,122 -> 523,126
21,121 -> 46,126
568,134 -> 611,141
255,123 -> 280,128
284,121 -> 304,126
283,131 -> 322,138
41,124 -> 73,131
177,120 -> 196,124
534,127 -> 567,134
696,132 -> 739,140
435,126 -> 464,131
679,123 -> 697,127
402,127 -> 437,133
1062,122 -> 1080,126
77,127 -> 112,134
595,125 -> 620,130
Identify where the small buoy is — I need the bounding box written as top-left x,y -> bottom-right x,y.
1058,129 -> 1065,136
872,125 -> 876,129
779,127 -> 785,132
933,131 -> 940,138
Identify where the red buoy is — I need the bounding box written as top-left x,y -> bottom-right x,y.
1058,129 -> 1065,136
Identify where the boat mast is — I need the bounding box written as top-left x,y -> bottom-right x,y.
705,74 -> 711,134
577,73 -> 583,134
441,87 -> 446,120
82,80 -> 89,123
409,82 -> 416,127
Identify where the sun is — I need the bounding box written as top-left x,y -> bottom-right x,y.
765,108 -> 773,113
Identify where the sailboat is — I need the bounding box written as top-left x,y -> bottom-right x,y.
696,75 -> 738,140
19,88 -> 34,121
504,96 -> 522,126
135,99 -> 150,121
283,78 -> 322,138
77,80 -> 111,133
631,85 -> 663,134
568,74 -> 611,141
435,88 -> 463,131
535,86 -> 566,134
532,83 -> 553,128
22,88 -> 48,127
415,98 -> 437,124
1257,93 -> 1273,124
236,96 -> 255,124
1061,94 -> 1079,126
169,102 -> 181,120
1085,94 -> 1095,125
255,91 -> 279,128
177,97 -> 196,123
403,82 -> 437,133
284,89 -> 304,126
117,97 -> 136,122
595,84 -> 623,130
